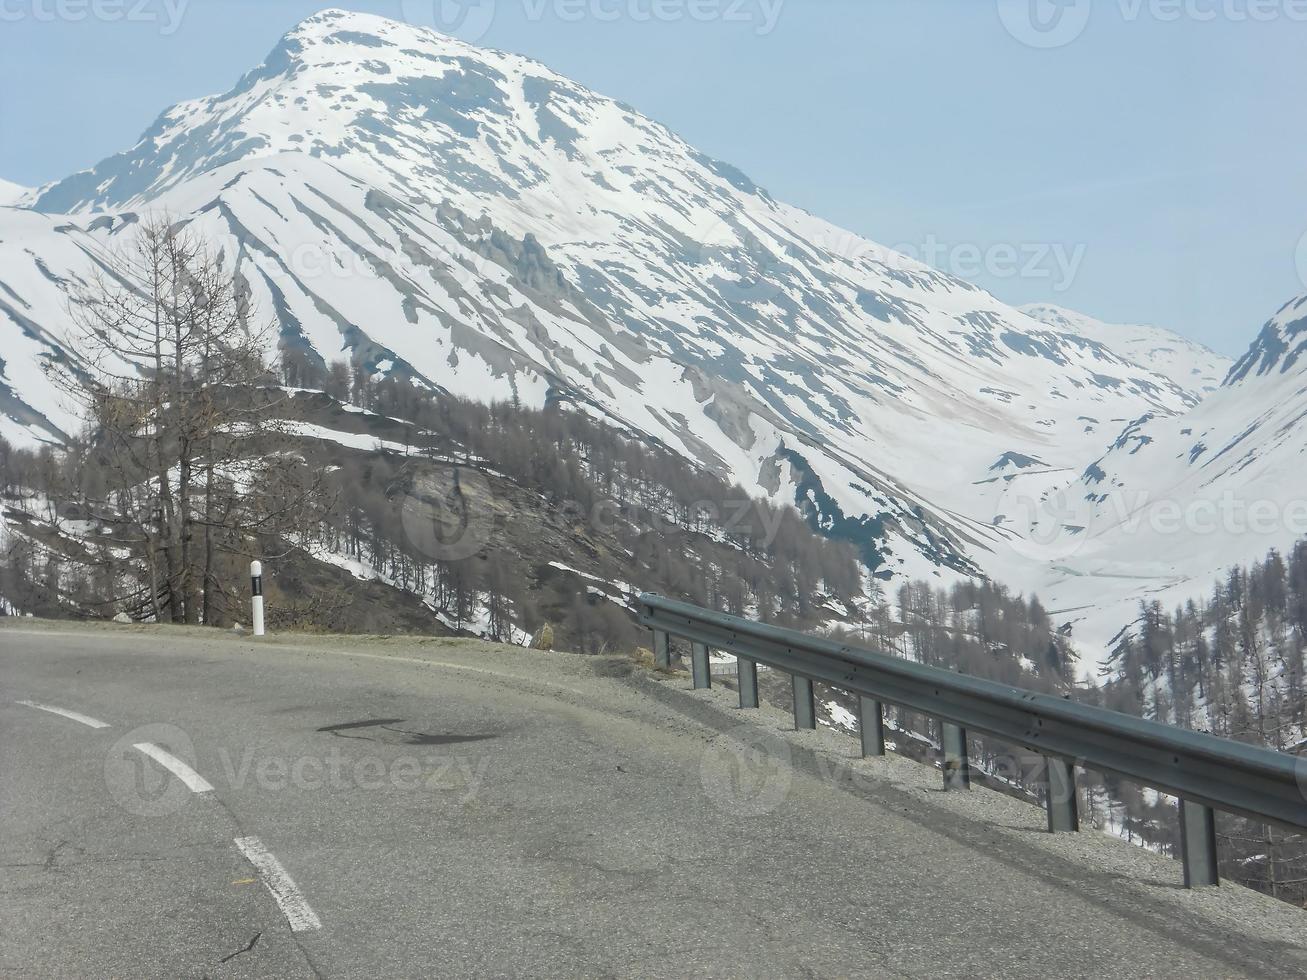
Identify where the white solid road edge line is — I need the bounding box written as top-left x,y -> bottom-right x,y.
234,836 -> 323,932
17,699 -> 110,729
132,742 -> 215,793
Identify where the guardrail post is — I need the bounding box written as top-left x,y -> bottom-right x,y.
1044,757 -> 1078,832
858,696 -> 885,757
792,675 -> 816,729
691,642 -> 711,689
1179,798 -> 1219,887
652,629 -> 671,669
941,723 -> 970,790
737,657 -> 759,708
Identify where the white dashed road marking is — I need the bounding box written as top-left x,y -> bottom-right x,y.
234,836 -> 323,932
17,700 -> 110,729
132,742 -> 214,793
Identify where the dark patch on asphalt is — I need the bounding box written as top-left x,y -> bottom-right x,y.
218,932 -> 261,964
589,658 -> 634,679
317,718 -> 496,746
383,727 -> 495,746
317,718 -> 404,733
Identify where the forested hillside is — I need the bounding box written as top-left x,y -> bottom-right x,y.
1,322 -> 868,653
1098,546 -> 1307,904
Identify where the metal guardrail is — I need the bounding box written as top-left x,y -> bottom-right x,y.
637,592 -> 1307,889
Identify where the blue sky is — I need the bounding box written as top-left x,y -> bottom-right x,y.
1,0 -> 1303,355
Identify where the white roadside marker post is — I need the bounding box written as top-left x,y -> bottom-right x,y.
251,560 -> 265,637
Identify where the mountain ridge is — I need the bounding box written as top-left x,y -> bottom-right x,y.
0,8 -> 1295,670
1020,302 -> 1230,396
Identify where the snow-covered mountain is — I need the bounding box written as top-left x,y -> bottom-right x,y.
1022,303 -> 1230,397
1007,295 -> 1307,652
0,179 -> 27,207
0,9 -> 1271,664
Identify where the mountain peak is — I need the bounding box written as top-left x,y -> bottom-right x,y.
301,6 -> 363,25
254,6 -> 483,83
285,7 -> 459,50
26,7 -> 769,246
1223,294 -> 1307,386
29,9 -> 545,215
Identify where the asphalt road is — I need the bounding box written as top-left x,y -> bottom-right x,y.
2,620 -> 1305,979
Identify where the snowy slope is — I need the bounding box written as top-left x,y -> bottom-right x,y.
1008,294 -> 1307,655
0,9 -> 1237,637
1022,303 -> 1230,397
0,179 -> 27,207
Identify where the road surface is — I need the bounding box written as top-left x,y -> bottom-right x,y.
2,619 -> 1305,978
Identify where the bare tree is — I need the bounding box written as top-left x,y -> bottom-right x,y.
44,215 -> 323,624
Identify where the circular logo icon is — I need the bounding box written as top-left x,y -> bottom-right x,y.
400,0 -> 498,42
699,725 -> 793,816
104,723 -> 200,818
400,465 -> 496,562
1006,483 -> 1099,562
997,0 -> 1092,49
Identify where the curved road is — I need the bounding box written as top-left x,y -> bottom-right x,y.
2,620 -> 1305,978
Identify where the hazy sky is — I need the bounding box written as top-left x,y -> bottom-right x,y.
1,0 -> 1304,355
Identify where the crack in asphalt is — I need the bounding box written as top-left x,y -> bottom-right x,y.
315,717 -> 404,742
317,718 -> 405,733
378,724 -> 495,746
218,931 -> 261,964
201,787 -> 326,979
40,839 -> 76,872
316,717 -> 496,746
